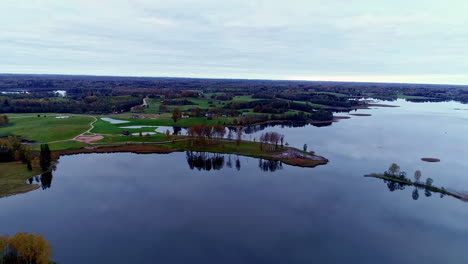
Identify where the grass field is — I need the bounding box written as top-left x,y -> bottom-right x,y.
0,162 -> 41,198
91,117 -> 231,134
96,133 -> 171,144
2,115 -> 94,143
232,95 -> 260,102
144,97 -> 226,113
31,140 -> 89,151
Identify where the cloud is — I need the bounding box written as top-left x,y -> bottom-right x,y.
0,0 -> 467,84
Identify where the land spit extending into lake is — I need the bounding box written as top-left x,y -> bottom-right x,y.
0,131 -> 328,198
0,99 -> 401,198
365,173 -> 467,202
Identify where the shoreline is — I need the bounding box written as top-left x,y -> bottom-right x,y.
51,140 -> 329,168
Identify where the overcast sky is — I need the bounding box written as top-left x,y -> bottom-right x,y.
1,0 -> 468,84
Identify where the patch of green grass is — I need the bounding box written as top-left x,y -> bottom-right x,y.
91,117 -> 231,135
31,140 -> 89,151
277,98 -> 325,108
0,162 -> 41,198
169,140 -> 281,157
2,115 -> 94,143
232,95 -> 260,102
96,133 -> 171,143
144,97 -> 227,114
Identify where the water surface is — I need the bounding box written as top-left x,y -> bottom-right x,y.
1,100 -> 468,263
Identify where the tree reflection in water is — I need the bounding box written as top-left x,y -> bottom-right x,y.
258,159 -> 283,172
186,151 -> 225,171
28,171 -> 54,190
185,151 -> 283,172
40,171 -> 53,190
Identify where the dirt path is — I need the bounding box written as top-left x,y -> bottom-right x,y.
73,116 -> 97,139
47,116 -> 100,144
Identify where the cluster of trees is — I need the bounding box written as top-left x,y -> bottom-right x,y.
0,232 -> 52,264
381,163 -> 439,199
0,138 -> 52,172
163,99 -> 194,105
231,109 -> 332,126
211,93 -> 233,101
259,132 -> 285,152
187,124 -> 227,145
0,96 -> 142,114
0,115 -> 8,126
0,137 -> 32,168
232,114 -> 269,126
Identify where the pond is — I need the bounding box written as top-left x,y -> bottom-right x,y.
1,99 -> 468,263
100,117 -> 130,124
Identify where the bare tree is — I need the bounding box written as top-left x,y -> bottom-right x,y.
414,170 -> 422,182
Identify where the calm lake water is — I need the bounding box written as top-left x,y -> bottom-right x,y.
2,99 -> 468,263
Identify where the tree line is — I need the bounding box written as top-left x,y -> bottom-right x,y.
259,132 -> 285,152
187,124 -> 228,146
0,137 -> 52,172
0,137 -> 32,167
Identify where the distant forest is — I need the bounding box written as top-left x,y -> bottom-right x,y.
0,74 -> 467,115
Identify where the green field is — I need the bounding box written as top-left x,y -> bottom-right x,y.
31,140 -> 89,151
144,97 -> 226,113
2,115 -> 94,143
91,117 -> 231,135
0,162 -> 41,198
96,133 -> 171,144
232,95 -> 260,102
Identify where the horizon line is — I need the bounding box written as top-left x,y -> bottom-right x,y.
0,72 -> 467,87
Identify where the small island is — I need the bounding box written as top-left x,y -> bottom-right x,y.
365,163 -> 467,202
421,158 -> 441,162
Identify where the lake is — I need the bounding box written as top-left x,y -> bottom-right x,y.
1,99 -> 468,263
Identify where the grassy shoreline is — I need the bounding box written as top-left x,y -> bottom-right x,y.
1,112 -> 330,198
1,138 -> 328,198
0,162 -> 41,198
53,139 -> 328,168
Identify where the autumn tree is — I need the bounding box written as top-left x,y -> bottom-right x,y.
132,105 -> 144,113
387,163 -> 400,176
0,137 -> 32,166
0,115 -> 8,126
213,124 -> 226,141
2,232 -> 52,264
159,104 -> 168,113
259,132 -> 285,152
193,107 -> 201,117
172,108 -> 182,123
414,170 -> 422,182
